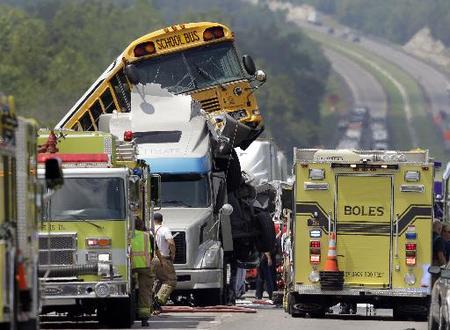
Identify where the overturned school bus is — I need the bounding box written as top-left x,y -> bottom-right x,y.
37,130 -> 160,328
286,148 -> 435,319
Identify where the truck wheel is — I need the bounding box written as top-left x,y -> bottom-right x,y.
17,318 -> 38,330
394,304 -> 428,321
288,292 -> 304,317
98,296 -> 135,328
195,289 -> 222,306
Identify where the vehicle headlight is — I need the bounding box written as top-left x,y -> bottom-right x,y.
405,171 -> 420,182
201,243 -> 222,268
98,253 -> 111,262
309,168 -> 325,180
309,270 -> 320,283
94,282 -> 110,298
404,272 -> 416,285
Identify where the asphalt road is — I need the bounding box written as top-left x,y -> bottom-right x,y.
296,12 -> 450,120
324,48 -> 387,120
40,306 -> 427,330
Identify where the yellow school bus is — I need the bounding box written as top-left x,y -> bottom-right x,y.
56,22 -> 266,135
285,148 -> 434,320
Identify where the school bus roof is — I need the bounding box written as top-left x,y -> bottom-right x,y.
123,22 -> 233,62
294,148 -> 431,164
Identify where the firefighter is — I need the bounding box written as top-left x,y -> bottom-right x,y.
151,212 -> 177,314
131,217 -> 153,327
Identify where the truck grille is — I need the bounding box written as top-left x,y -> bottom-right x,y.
172,231 -> 186,264
39,234 -> 77,266
199,97 -> 221,113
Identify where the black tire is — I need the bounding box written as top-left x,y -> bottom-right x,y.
98,296 -> 135,328
254,210 -> 276,253
17,318 -> 37,330
195,288 -> 222,306
288,293 -> 305,318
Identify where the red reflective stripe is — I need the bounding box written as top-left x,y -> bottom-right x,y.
37,153 -> 108,163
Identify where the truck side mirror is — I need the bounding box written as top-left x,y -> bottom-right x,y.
242,55 -> 256,76
150,174 -> 161,210
45,157 -> 63,190
124,64 -> 140,85
255,70 -> 267,83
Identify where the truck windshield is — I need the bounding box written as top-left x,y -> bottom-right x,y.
45,178 -> 126,220
161,174 -> 210,208
132,42 -> 244,94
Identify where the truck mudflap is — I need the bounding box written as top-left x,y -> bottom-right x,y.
294,284 -> 430,297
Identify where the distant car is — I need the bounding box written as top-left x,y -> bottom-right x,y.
373,142 -> 388,150
372,129 -> 388,142
370,122 -> 386,132
337,119 -> 348,130
345,128 -> 361,140
428,266 -> 450,329
354,106 -> 368,113
352,34 -> 361,43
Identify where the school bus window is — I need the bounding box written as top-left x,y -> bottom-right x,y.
100,88 -> 116,114
89,100 -> 103,127
79,111 -> 95,131
129,42 -> 244,94
110,71 -> 130,112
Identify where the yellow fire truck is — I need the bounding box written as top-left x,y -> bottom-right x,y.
1,96 -> 63,330
37,130 -> 159,328
286,148 -> 434,320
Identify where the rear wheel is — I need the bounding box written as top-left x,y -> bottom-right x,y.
288,293 -> 304,318
393,303 -> 428,322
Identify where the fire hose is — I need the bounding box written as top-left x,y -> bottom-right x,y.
161,305 -> 257,313
38,264 -> 98,277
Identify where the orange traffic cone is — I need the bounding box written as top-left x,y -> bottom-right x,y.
323,232 -> 339,272
16,253 -> 28,290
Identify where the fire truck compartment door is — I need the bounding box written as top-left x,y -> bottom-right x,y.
336,175 -> 392,288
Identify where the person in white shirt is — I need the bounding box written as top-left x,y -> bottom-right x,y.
151,212 -> 176,314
